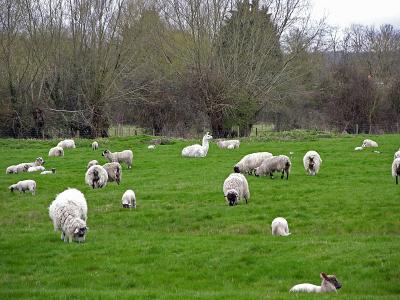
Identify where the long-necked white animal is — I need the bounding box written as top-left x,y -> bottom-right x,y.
181,132 -> 213,158
290,272 -> 342,293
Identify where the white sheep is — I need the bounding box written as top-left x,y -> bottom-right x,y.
28,166 -> 45,173
394,150 -> 400,159
17,157 -> 45,170
85,165 -> 108,189
103,162 -> 122,185
41,168 -> 56,175
391,157 -> 400,184
148,145 -> 156,150
271,217 -> 290,236
303,151 -> 322,176
234,152 -> 273,174
223,173 -> 250,206
181,132 -> 213,158
217,139 -> 240,149
92,141 -> 99,150
48,146 -> 64,157
87,160 -> 99,170
362,139 -> 378,148
14,163 -> 30,173
354,146 -> 363,151
57,139 -> 76,149
9,180 -> 36,195
102,149 -> 133,169
290,273 -> 342,293
6,165 -> 19,174
254,155 -> 291,180
48,188 -> 88,243
122,189 -> 136,208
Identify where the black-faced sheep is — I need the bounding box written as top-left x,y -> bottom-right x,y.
9,180 -> 36,195
303,151 -> 322,176
85,165 -> 108,189
122,190 -> 136,208
234,152 -> 273,174
223,173 -> 250,206
254,155 -> 291,179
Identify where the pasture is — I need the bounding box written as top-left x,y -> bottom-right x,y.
0,134 -> 399,299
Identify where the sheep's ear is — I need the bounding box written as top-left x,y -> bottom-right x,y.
320,272 -> 328,280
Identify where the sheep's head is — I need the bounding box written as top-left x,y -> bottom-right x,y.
320,273 -> 342,290
92,169 -> 100,188
36,157 -> 45,165
51,168 -> 56,173
308,157 -> 315,170
226,190 -> 239,206
122,198 -> 131,208
102,150 -> 110,157
9,184 -> 16,192
73,223 -> 88,243
254,167 -> 261,177
234,166 -> 240,173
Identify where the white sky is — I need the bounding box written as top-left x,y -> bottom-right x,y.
310,0 -> 400,29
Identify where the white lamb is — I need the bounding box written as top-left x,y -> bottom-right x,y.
223,173 -> 250,206
290,273 -> 342,293
391,157 -> 400,184
102,149 -> 133,169
103,162 -> 122,185
9,180 -> 36,195
254,155 -> 291,180
394,150 -> 400,159
217,139 -> 240,149
234,152 -> 273,174
122,189 -> 136,208
85,165 -> 108,189
181,132 -> 213,158
16,157 -> 45,171
48,146 -> 64,157
271,217 -> 290,236
28,166 -> 45,172
41,168 -> 56,175
48,188 -> 88,243
92,141 -> 99,150
362,139 -> 378,148
6,165 -> 19,174
57,139 -> 76,149
354,146 -> 363,151
303,151 -> 322,176
148,145 -> 156,150
87,160 -> 99,169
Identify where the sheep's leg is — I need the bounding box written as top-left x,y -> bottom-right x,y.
281,170 -> 284,179
61,232 -> 65,240
286,171 -> 289,180
269,172 -> 274,179
396,176 -> 398,185
68,235 -> 73,243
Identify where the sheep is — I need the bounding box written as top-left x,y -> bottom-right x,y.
102,149 -> 133,169
217,139 -> 240,149
394,150 -> 400,159
103,162 -> 122,185
181,132 -> 213,158
57,139 -> 76,149
271,217 -> 290,236
28,166 -> 45,173
391,157 -> 400,184
41,168 -> 56,175
148,145 -> 156,150
233,152 -> 273,175
254,155 -> 291,180
87,160 -> 99,170
223,173 -> 250,206
92,141 -> 99,150
85,165 -> 108,189
227,144 -> 234,150
289,273 -> 342,293
122,189 -> 136,208
362,139 -> 378,148
48,188 -> 88,243
13,164 -> 30,173
10,157 -> 44,174
9,180 -> 36,195
6,165 -> 19,174
303,151 -> 322,176
354,146 -> 363,151
48,146 -> 64,157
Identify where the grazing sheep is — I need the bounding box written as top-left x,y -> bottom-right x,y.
303,151 -> 322,176
103,162 -> 122,185
271,217 -> 290,236
49,188 -> 88,243
290,273 -> 342,293
254,155 -> 291,180
234,152 -> 273,174
391,157 -> 400,184
394,150 -> 400,159
122,190 -> 136,208
217,139 -> 240,149
57,139 -> 76,149
87,160 -> 99,170
9,180 -> 36,195
48,146 -> 64,157
148,145 -> 156,150
223,173 -> 250,206
102,149 -> 133,169
41,168 -> 56,175
85,165 -> 108,189
28,166 -> 46,173
92,141 -> 99,150
182,132 -> 213,158
362,139 -> 378,148
354,146 -> 363,151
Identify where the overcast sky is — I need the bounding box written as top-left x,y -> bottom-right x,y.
310,0 -> 400,29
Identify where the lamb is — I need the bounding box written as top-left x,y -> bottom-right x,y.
9,180 -> 36,195
41,168 -> 56,175
233,152 -> 273,174
102,149 -> 133,169
28,166 -> 46,173
20,157 -> 45,169
289,272 -> 342,293
13,164 -> 30,173
48,188 -> 88,243
217,139 -> 240,149
391,157 -> 400,184
254,155 -> 291,180
6,165 -> 19,174
303,151 -> 322,176
122,189 -> 136,208
148,145 -> 156,150
181,132 -> 213,158
103,162 -> 122,185
48,146 -> 64,157
223,173 -> 250,206
362,139 -> 378,148
354,146 -> 363,151
87,160 -> 99,169
394,150 -> 400,159
57,139 -> 76,149
85,165 -> 108,189
92,141 -> 99,150
271,217 -> 290,236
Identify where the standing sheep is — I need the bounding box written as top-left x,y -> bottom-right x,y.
303,151 -> 322,176
181,132 -> 213,158
103,162 -> 122,185
57,139 -> 76,149
92,141 -> 99,150
122,190 -> 136,208
234,152 -> 273,174
391,157 -> 400,184
48,146 -> 64,157
362,139 -> 378,148
102,149 -> 133,169
254,155 -> 291,180
223,173 -> 250,206
87,160 -> 99,169
9,180 -> 36,195
271,217 -> 291,236
217,139 -> 240,149
49,188 -> 88,243
85,165 -> 108,189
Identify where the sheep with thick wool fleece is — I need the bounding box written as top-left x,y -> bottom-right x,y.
87,160 -> 99,170
303,151 -> 322,176
49,188 -> 88,243
9,180 -> 36,195
49,146 -> 64,157
102,149 -> 133,169
223,173 -> 250,206
234,152 -> 273,174
362,139 -> 378,148
182,132 -> 213,158
217,139 -> 240,149
85,165 -> 108,189
122,190 -> 136,208
271,217 -> 290,236
57,139 -> 76,149
28,166 -> 45,172
103,162 -> 122,185
254,155 -> 291,179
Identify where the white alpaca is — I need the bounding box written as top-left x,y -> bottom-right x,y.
181,132 -> 213,158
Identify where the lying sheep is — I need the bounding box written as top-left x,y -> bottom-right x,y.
48,146 -> 64,157
18,157 -> 45,170
102,149 -> 133,169
57,139 -> 76,149
303,151 -> 322,176
354,146 -> 363,151
290,273 -> 342,293
391,157 -> 400,184
217,139 -> 240,149
6,165 -> 20,174
122,190 -> 136,208
362,139 -> 378,148
87,160 -> 99,170
49,188 -> 88,243
234,152 -> 273,174
85,165 -> 108,189
394,150 -> 400,159
271,217 -> 290,236
223,173 -> 250,206
103,162 -> 122,185
92,141 -> 99,150
28,166 -> 45,173
41,168 -> 56,175
9,180 -> 36,195
254,155 -> 291,180
148,145 -> 156,150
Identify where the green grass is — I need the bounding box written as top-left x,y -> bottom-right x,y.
0,134 -> 399,299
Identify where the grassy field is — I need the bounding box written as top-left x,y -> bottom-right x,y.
0,134 -> 399,299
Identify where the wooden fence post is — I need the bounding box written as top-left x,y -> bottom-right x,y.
356,124 -> 359,134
